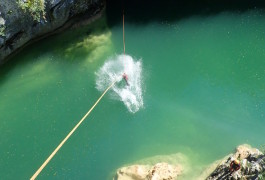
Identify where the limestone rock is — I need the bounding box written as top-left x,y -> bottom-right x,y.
115,163 -> 182,180
0,0 -> 104,64
235,144 -> 263,159
116,165 -> 151,180
147,162 -> 182,180
114,153 -> 187,180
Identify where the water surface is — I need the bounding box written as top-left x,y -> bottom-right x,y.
0,10 -> 265,179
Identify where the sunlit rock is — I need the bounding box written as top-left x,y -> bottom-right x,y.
116,165 -> 150,180
114,153 -> 188,180
201,144 -> 265,180
115,163 -> 182,180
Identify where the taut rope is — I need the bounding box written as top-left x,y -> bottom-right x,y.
123,11 -> 125,55
31,80 -> 116,180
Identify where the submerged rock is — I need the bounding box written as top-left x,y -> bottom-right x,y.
147,162 -> 182,180
0,0 -> 104,64
115,163 -> 182,180
115,165 -> 151,180
206,144 -> 265,180
114,153 -> 187,180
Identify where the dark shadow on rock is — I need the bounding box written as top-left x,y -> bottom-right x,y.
106,0 -> 265,27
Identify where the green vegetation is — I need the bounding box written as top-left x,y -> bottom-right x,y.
7,10 -> 13,15
17,0 -> 46,22
257,170 -> 265,179
0,24 -> 5,37
0,17 -> 5,37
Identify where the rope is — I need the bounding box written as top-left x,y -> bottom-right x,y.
123,11 -> 125,55
30,80 -> 116,180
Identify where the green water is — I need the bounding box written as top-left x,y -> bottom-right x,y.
1,10 -> 265,179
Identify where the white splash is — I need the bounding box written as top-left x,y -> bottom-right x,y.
96,54 -> 143,113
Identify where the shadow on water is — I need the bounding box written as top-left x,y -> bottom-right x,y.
0,16 -> 110,86
2,0 -> 265,88
106,0 -> 265,26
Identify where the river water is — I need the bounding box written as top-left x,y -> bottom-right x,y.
0,9 -> 265,179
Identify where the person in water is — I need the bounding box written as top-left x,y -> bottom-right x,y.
122,73 -> 129,86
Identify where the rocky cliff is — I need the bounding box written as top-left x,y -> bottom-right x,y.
0,0 -> 104,64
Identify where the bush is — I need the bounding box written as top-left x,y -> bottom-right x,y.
17,0 -> 46,22
0,26 -> 5,36
0,17 -> 5,36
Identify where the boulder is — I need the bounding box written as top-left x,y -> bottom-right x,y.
114,153 -> 187,180
205,144 -> 265,180
147,162 -> 182,180
115,165 -> 151,180
115,163 -> 182,180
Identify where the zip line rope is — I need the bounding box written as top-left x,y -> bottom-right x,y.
123,11 -> 125,55
30,80 -> 117,180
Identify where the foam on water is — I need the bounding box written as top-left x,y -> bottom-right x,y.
95,54 -> 143,113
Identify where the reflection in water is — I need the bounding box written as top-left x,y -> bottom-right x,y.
64,31 -> 112,64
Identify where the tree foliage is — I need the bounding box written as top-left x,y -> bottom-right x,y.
0,26 -> 5,36
17,0 -> 46,22
0,18 -> 5,37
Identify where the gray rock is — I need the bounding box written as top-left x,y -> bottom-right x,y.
0,37 -> 3,42
0,0 -> 104,64
206,144 -> 265,180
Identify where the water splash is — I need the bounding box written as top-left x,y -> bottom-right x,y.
96,54 -> 143,113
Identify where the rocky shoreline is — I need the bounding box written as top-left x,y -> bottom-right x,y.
206,144 -> 265,180
114,145 -> 265,180
0,0 -> 104,65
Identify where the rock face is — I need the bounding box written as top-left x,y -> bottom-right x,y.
206,144 -> 265,180
0,0 -> 104,64
115,163 -> 182,180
